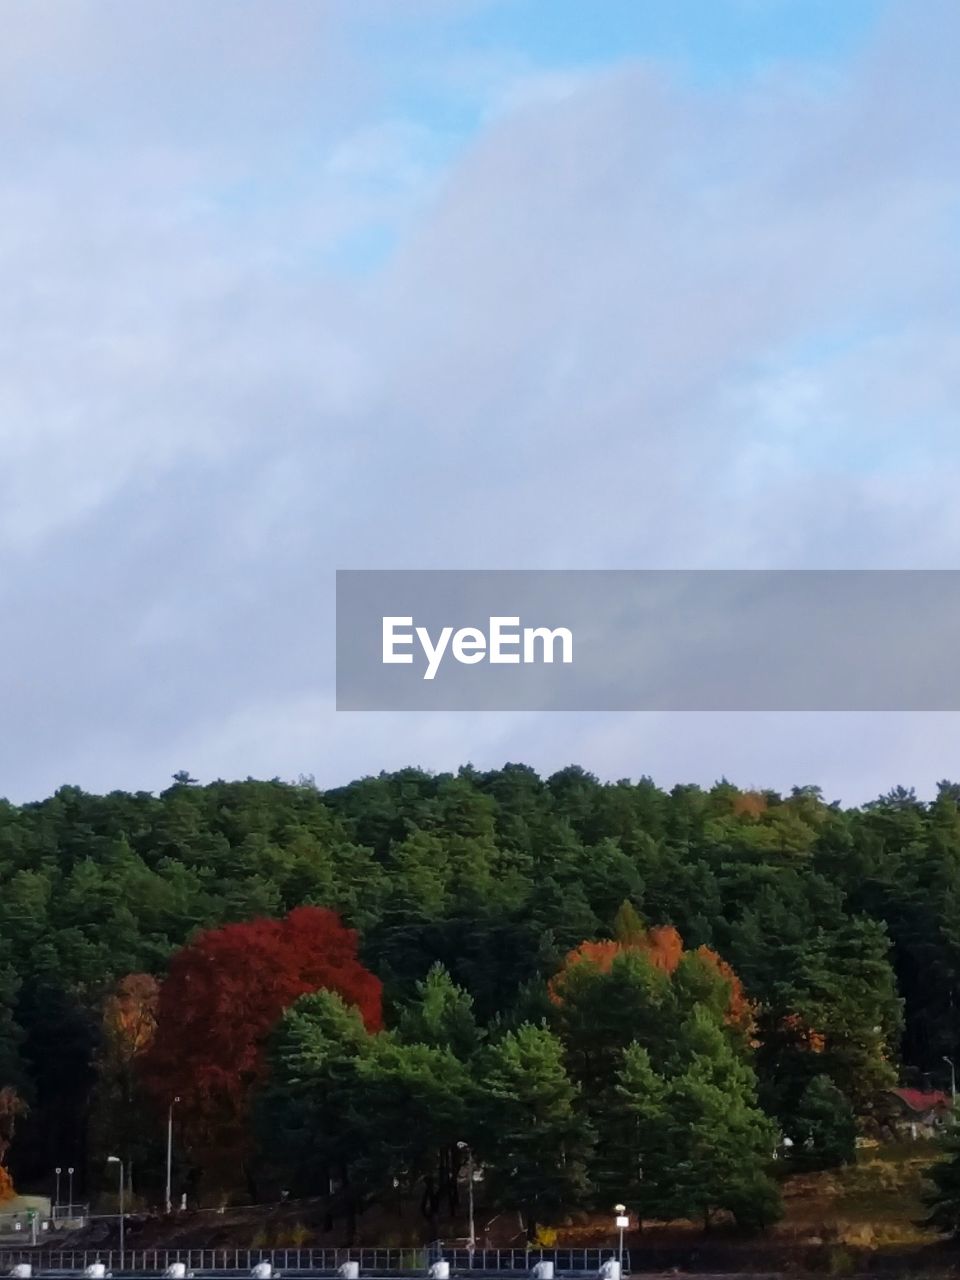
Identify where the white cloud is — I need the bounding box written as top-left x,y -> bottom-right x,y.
1,0 -> 959,803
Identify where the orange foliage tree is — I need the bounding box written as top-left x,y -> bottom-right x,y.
103,973 -> 159,1063
0,1086 -> 27,1192
140,906 -> 382,1173
89,974 -> 160,1173
550,920 -> 755,1039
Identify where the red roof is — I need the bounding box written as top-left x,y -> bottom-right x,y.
889,1087 -> 952,1112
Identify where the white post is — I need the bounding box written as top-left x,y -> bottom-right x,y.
108,1156 -> 124,1268
467,1149 -> 476,1257
614,1206 -> 629,1277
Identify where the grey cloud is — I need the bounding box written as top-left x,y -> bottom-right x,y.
1,1 -> 959,802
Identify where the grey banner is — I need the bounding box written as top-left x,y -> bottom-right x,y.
336,570 -> 960,711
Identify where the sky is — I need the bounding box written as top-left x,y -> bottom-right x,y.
2,0 -> 960,807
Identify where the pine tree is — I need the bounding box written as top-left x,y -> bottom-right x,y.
477,1024 -> 593,1236
592,1042 -> 668,1221
790,1074 -> 856,1170
663,1011 -> 781,1232
923,1130 -> 960,1235
398,962 -> 481,1060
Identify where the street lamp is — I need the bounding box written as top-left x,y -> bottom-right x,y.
67,1168 -> 74,1218
54,1167 -> 62,1212
944,1056 -> 956,1104
107,1156 -> 124,1267
456,1142 -> 475,1262
614,1204 -> 629,1276
166,1096 -> 181,1215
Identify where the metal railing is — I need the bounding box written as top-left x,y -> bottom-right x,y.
438,1250 -> 626,1273
0,1245 -> 630,1274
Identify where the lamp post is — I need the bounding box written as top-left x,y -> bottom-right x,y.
944,1056 -> 956,1104
107,1156 -> 124,1267
456,1142 -> 475,1261
68,1167 -> 74,1218
54,1167 -> 62,1213
614,1205 -> 628,1276
166,1096 -> 180,1215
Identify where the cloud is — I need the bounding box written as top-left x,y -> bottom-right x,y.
1,0 -> 958,802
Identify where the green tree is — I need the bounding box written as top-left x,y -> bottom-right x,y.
398,963 -> 481,1060
476,1024 -> 593,1236
790,1074 -> 856,1170
923,1129 -> 960,1235
592,1042 -> 668,1221
662,1011 -> 780,1232
352,1036 -> 470,1234
259,991 -> 374,1228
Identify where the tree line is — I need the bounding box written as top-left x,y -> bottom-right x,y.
0,767 -> 958,1233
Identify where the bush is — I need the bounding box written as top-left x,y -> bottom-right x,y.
727,1174 -> 784,1234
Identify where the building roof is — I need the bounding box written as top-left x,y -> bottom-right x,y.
889,1087 -> 952,1112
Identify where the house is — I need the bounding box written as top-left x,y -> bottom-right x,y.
883,1087 -> 953,1139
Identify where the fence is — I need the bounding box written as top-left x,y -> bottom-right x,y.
0,1246 -> 630,1274
51,1206 -> 90,1227
439,1250 -> 625,1273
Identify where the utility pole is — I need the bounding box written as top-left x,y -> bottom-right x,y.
107,1156 -> 124,1267
166,1096 -> 180,1215
944,1056 -> 956,1105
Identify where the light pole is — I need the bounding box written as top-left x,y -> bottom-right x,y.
456,1142 -> 475,1261
614,1204 -> 629,1276
944,1056 -> 956,1104
166,1096 -> 180,1215
107,1156 -> 124,1267
67,1167 -> 74,1218
54,1167 -> 62,1213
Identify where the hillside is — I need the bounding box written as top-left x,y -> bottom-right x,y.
0,770 -> 958,1242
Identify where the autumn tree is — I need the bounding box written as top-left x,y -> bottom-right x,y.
141,907 -> 382,1191
0,1086 -> 27,1198
89,974 -> 159,1192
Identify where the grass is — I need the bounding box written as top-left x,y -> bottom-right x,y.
774,1139 -> 942,1245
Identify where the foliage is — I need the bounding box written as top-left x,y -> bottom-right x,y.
922,1130 -> 960,1235
0,765 -> 934,1220
790,1074 -> 858,1171
141,907 -> 382,1169
475,1024 -> 593,1234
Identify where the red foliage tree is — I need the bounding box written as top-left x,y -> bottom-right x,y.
140,907 -> 382,1163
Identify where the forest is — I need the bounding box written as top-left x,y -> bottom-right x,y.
0,766 -> 958,1239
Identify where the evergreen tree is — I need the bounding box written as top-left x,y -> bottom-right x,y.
397,962 -> 481,1060
592,1042 -> 668,1221
476,1024 -> 593,1235
924,1130 -> 960,1235
662,1011 -> 781,1232
790,1074 -> 857,1170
